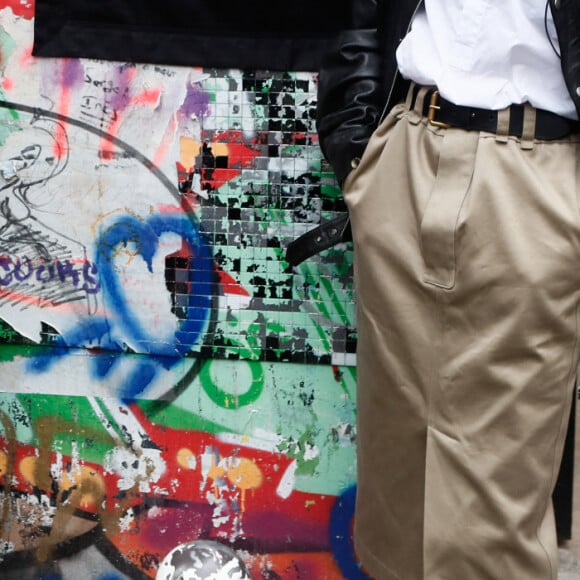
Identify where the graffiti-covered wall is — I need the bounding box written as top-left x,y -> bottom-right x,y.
0,3 -> 362,580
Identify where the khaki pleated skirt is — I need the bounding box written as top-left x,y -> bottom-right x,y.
345,92 -> 580,580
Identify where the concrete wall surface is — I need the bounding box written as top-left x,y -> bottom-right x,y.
0,4 -> 361,579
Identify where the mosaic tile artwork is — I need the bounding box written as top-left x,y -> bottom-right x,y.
188,71 -> 356,366
0,66 -> 356,368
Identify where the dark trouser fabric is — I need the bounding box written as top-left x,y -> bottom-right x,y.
345,92 -> 580,580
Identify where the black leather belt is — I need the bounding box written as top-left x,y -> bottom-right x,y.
421,89 -> 580,140
286,214 -> 351,267
285,90 -> 580,267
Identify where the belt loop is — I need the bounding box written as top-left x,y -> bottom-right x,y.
405,82 -> 416,110
495,108 -> 510,144
521,104 -> 536,150
408,85 -> 430,125
414,86 -> 430,115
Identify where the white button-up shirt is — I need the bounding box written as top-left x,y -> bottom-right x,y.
396,0 -> 577,119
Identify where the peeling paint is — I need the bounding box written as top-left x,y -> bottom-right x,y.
0,8 -> 361,580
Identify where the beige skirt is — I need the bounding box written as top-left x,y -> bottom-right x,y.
345,93 -> 580,580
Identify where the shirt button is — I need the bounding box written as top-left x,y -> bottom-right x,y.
554,0 -> 560,8
351,157 -> 361,169
577,86 -> 580,97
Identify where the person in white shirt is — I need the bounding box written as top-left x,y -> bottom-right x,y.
315,1 -> 580,578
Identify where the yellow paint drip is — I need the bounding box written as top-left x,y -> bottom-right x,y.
0,451 -> 7,477
206,455 -> 264,512
226,458 -> 263,513
19,456 -> 38,486
176,448 -> 196,470
226,458 -> 263,490
207,458 -> 226,481
58,466 -> 106,509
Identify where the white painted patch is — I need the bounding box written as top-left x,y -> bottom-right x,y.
276,460 -> 297,499
104,446 -> 166,493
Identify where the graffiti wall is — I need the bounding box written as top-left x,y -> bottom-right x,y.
0,3 -> 362,579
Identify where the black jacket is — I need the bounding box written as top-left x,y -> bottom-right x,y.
317,0 -> 580,186
32,0 -> 351,72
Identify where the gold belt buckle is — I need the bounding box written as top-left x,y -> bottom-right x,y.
428,90 -> 451,128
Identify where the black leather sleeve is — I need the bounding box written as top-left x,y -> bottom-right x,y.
550,0 -> 580,120
315,1 -> 384,186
